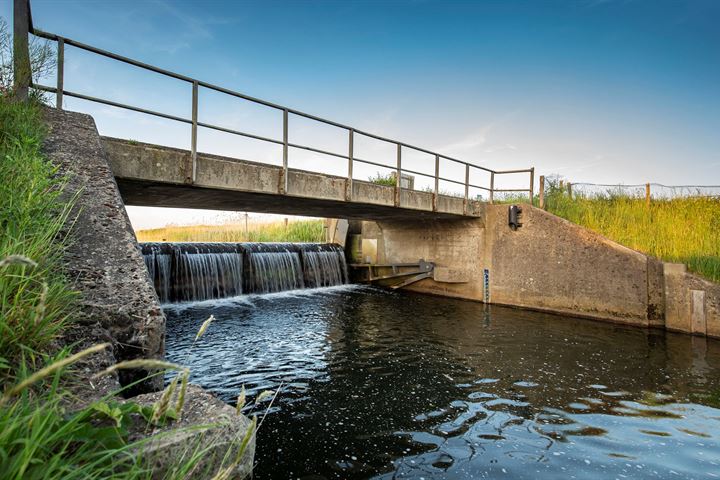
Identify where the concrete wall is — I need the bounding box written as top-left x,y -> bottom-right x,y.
361,216 -> 486,300
664,263 -> 720,338
484,204 -> 664,327
42,109 -> 165,394
361,203 -> 719,338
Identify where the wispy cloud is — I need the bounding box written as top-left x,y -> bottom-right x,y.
134,0 -> 240,55
551,154 -> 607,173
483,143 -> 518,154
437,124 -> 493,154
435,111 -> 521,157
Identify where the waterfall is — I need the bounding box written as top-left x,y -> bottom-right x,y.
175,252 -> 244,302
141,242 -> 348,302
247,251 -> 304,293
141,243 -> 244,302
143,246 -> 172,303
303,249 -> 348,288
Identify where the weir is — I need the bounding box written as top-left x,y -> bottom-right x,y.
141,242 -> 348,302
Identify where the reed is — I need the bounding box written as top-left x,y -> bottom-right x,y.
544,186 -> 720,282
137,219 -> 325,243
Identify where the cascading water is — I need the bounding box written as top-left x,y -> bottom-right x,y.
244,243 -> 305,294
302,245 -> 349,288
141,242 -> 348,302
143,245 -> 172,302
142,243 -> 244,303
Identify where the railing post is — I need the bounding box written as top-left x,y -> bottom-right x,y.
282,109 -> 289,194
539,175 -> 545,210
186,80 -> 198,184
463,163 -> 470,215
529,167 -> 535,205
489,172 -> 495,204
395,144 -> 401,207
13,0 -> 31,101
646,183 -> 651,207
346,128 -> 354,201
433,154 -> 439,211
56,38 -> 64,109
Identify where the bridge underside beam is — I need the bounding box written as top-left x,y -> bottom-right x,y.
117,179 -> 472,221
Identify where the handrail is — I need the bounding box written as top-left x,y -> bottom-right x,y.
22,2 -> 536,209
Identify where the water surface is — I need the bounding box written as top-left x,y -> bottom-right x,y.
164,286 -> 720,479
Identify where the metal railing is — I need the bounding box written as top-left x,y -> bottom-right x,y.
15,0 -> 535,211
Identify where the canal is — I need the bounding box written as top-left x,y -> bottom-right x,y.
164,285 -> 720,479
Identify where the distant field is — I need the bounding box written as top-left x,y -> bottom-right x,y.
136,219 -> 325,243
544,190 -> 720,282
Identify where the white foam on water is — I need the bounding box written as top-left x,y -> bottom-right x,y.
161,283 -> 369,313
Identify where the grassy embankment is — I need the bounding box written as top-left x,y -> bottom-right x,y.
543,186 -> 720,283
0,97 -> 255,478
137,219 -> 325,243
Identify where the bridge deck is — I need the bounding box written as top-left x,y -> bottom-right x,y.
103,138 -> 485,221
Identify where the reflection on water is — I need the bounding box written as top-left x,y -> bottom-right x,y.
164,286 -> 720,479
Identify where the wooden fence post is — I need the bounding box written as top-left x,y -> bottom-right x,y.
646,183 -> 651,207
567,182 -> 572,199
13,0 -> 31,101
539,175 -> 545,210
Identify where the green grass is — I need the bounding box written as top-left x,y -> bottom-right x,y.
137,219 -> 325,243
368,171 -> 397,187
0,95 -> 255,479
491,193 -> 533,204
0,97 -> 76,380
544,187 -> 720,282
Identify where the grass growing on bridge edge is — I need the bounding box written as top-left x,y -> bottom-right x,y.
136,218 -> 326,243
544,186 -> 720,283
0,96 -> 256,479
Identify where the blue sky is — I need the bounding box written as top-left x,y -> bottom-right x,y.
4,0 -> 719,228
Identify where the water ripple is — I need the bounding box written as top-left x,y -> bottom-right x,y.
165,287 -> 720,479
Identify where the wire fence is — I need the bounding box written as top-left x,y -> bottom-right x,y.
563,182 -> 720,200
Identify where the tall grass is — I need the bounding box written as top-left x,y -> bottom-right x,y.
0,97 -> 76,380
0,96 -> 257,478
544,186 -> 720,282
137,219 -> 325,243
0,332 -> 257,480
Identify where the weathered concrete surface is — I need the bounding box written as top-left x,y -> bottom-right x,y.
360,204 -> 718,337
664,263 -> 720,338
325,219 -> 349,247
483,204 -> 663,326
102,137 -> 483,221
130,385 -> 254,479
59,324 -> 121,407
42,108 -> 165,394
361,217 -> 485,300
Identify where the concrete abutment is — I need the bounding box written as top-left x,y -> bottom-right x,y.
357,204 -> 720,338
42,108 -> 254,478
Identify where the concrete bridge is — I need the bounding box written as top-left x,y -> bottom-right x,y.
26,21 -> 537,224
102,138 -> 484,222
